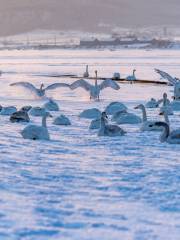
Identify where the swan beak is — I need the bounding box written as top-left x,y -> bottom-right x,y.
159,112 -> 163,115
134,106 -> 138,109
49,114 -> 53,118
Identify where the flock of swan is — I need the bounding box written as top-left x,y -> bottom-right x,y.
1,67 -> 180,144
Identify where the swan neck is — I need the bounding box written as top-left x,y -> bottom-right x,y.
42,115 -> 47,128
160,123 -> 169,142
163,112 -> 169,124
141,106 -> 147,121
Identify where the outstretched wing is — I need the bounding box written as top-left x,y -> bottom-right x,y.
45,83 -> 70,91
99,79 -> 120,90
70,79 -> 92,91
155,69 -> 178,85
10,82 -> 38,93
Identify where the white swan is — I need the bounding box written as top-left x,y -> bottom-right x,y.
105,102 -> 127,115
10,82 -> 70,98
98,112 -> 126,137
10,109 -> 30,123
29,107 -> 46,117
70,70 -> 120,100
0,106 -> 17,115
155,69 -> 180,100
21,112 -> 52,140
83,65 -> 89,78
53,115 -> 71,126
112,110 -> 142,124
44,98 -> 59,111
79,108 -> 101,119
126,69 -> 136,83
150,122 -> 180,144
113,72 -> 120,80
159,93 -> 173,115
134,104 -> 160,131
145,98 -> 159,108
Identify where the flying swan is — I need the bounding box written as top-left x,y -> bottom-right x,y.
70,70 -> 120,100
10,82 -> 70,98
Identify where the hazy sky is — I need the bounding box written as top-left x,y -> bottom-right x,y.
0,0 -> 179,36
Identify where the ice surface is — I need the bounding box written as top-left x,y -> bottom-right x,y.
0,49 -> 179,239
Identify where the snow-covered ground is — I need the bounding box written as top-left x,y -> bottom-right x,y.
0,49 -> 179,240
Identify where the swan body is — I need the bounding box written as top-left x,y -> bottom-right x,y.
0,106 -> 17,115
79,108 -> 101,119
53,115 -> 71,126
170,100 -> 180,111
10,82 -> 70,98
151,122 -> 180,144
98,112 -> 126,137
126,69 -> 136,82
105,102 -> 127,115
44,99 -> 59,111
112,111 -> 142,124
113,72 -> 120,80
145,98 -> 159,108
83,65 -> 89,78
21,112 -> 52,140
70,70 -> 120,100
159,93 -> 173,115
134,104 -> 160,131
29,107 -> 46,117
10,110 -> 30,123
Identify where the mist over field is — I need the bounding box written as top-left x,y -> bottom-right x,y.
0,0 -> 179,36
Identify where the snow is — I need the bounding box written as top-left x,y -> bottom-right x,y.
0,49 -> 179,239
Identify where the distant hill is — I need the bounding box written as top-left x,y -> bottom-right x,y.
0,0 -> 179,36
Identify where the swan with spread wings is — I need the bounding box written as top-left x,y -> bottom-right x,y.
70,70 -> 120,100
10,82 -> 70,98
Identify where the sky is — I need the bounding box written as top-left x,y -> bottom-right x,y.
0,0 -> 179,36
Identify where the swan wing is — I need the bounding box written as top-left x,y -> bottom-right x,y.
99,79 -> 120,90
45,83 -> 70,91
155,69 -> 178,85
70,79 -> 92,91
10,82 -> 38,93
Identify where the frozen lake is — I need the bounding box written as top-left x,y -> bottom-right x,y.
0,49 -> 179,239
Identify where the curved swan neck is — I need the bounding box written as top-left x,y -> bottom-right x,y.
42,115 -> 48,128
40,84 -> 44,90
133,70 -> 136,77
163,111 -> 169,124
140,105 -> 147,121
159,122 -> 170,142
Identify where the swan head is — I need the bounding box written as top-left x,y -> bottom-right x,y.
163,92 -> 167,99
101,111 -> 108,119
45,112 -> 53,118
133,69 -> 136,73
134,104 -> 144,110
40,83 -> 44,90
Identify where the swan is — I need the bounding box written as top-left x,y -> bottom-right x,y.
70,70 -> 120,100
112,110 -> 142,124
0,106 -> 17,115
145,98 -> 159,108
21,112 -> 52,140
10,82 -> 70,98
29,107 -> 46,117
98,112 -> 126,137
83,65 -> 89,78
150,122 -> 180,144
10,109 -> 30,123
53,115 -> 71,126
155,69 -> 180,100
105,102 -> 127,115
43,98 -> 59,111
134,104 -> 160,131
79,108 -> 101,119
159,93 -> 173,115
113,72 -> 120,80
126,69 -> 136,83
